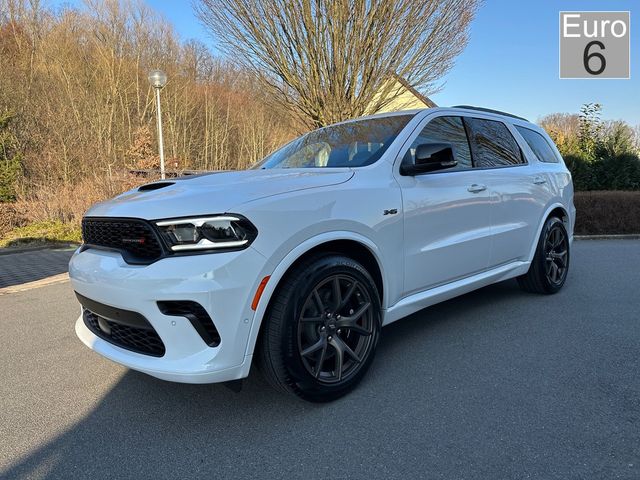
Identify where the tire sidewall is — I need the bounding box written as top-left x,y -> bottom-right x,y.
278,255 -> 381,400
536,217 -> 570,293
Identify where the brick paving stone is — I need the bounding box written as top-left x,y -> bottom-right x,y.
0,247 -> 76,288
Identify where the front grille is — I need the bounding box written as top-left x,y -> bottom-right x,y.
83,309 -> 166,357
82,217 -> 164,263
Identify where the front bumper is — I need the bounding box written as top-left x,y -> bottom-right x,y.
69,245 -> 267,383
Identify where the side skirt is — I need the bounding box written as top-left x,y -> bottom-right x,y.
382,261 -> 530,326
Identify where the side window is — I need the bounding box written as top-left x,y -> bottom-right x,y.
516,126 -> 560,163
403,116 -> 472,170
464,117 -> 525,167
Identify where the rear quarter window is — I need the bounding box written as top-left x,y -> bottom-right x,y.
516,126 -> 560,163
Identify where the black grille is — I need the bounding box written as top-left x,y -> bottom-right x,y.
82,217 -> 164,263
83,309 -> 166,357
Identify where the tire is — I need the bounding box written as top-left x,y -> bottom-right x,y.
257,254 -> 382,402
517,216 -> 570,294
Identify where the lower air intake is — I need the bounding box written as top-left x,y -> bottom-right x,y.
83,309 -> 165,357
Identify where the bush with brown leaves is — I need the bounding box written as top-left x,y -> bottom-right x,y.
14,173 -> 151,226
0,202 -> 28,237
574,191 -> 640,235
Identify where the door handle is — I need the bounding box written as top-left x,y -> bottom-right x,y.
533,176 -> 547,185
467,184 -> 487,193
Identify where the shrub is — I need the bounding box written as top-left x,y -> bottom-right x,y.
542,104 -> 640,191
0,220 -> 82,248
0,154 -> 21,202
592,154 -> 640,190
15,174 -> 145,225
565,153 -> 640,191
0,202 -> 28,237
0,173 -> 148,248
574,191 -> 640,235
0,112 -> 22,202
564,154 -> 595,191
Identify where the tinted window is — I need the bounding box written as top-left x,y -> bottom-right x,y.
516,126 -> 559,163
403,116 -> 472,170
255,115 -> 413,169
465,118 -> 524,167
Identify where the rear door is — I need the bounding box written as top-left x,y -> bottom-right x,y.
463,117 -> 540,266
395,115 -> 493,296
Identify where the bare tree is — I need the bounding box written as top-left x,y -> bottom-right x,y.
194,0 -> 479,128
540,108 -> 640,158
0,0 -> 294,226
600,120 -> 636,157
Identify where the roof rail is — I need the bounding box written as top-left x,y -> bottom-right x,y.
452,105 -> 529,122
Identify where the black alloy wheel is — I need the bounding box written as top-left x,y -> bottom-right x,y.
543,221 -> 569,286
258,254 -> 381,402
518,216 -> 570,294
297,274 -> 375,383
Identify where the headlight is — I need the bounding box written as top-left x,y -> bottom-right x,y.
155,215 -> 258,252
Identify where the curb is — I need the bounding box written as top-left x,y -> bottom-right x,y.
574,234 -> 640,240
0,243 -> 79,256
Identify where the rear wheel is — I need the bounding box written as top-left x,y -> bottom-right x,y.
518,216 -> 570,294
257,254 -> 381,402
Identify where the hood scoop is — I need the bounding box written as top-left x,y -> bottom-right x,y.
138,182 -> 175,192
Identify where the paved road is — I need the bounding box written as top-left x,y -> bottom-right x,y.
1,240 -> 639,480
0,247 -> 75,288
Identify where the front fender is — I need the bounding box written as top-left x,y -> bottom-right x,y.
243,230 -> 386,359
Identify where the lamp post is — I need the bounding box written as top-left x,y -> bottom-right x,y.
148,69 -> 168,179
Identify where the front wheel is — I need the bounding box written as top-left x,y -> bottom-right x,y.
518,216 -> 570,294
257,254 -> 381,402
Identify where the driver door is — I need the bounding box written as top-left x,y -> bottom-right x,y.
395,115 -> 493,296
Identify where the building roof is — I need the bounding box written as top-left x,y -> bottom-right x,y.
392,74 -> 437,108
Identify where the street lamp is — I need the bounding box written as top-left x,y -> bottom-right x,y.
148,69 -> 168,179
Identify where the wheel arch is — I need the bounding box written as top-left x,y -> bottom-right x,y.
548,206 -> 570,227
526,203 -> 571,262
244,232 -> 386,358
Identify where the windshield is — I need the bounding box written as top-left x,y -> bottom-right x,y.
254,115 -> 414,169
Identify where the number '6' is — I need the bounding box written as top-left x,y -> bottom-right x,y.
583,41 -> 606,75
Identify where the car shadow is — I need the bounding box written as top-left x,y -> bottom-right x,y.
2,278 -> 550,479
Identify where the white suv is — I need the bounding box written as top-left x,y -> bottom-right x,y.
69,106 -> 575,401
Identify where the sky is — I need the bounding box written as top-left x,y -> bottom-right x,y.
430,0 -> 639,124
52,0 -> 639,125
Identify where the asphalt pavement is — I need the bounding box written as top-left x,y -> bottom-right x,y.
1,240 -> 639,479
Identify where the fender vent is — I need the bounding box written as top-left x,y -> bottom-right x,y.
157,301 -> 221,347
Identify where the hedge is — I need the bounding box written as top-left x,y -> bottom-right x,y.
565,154 -> 640,191
574,191 -> 640,235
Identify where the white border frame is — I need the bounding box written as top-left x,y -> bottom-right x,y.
558,10 -> 631,80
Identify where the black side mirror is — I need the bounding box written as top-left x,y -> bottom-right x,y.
401,143 -> 457,175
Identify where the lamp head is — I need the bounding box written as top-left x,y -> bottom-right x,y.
148,69 -> 168,89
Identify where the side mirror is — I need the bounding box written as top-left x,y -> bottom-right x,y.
401,143 -> 457,175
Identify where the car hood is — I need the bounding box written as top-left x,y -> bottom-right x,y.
85,169 -> 354,219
